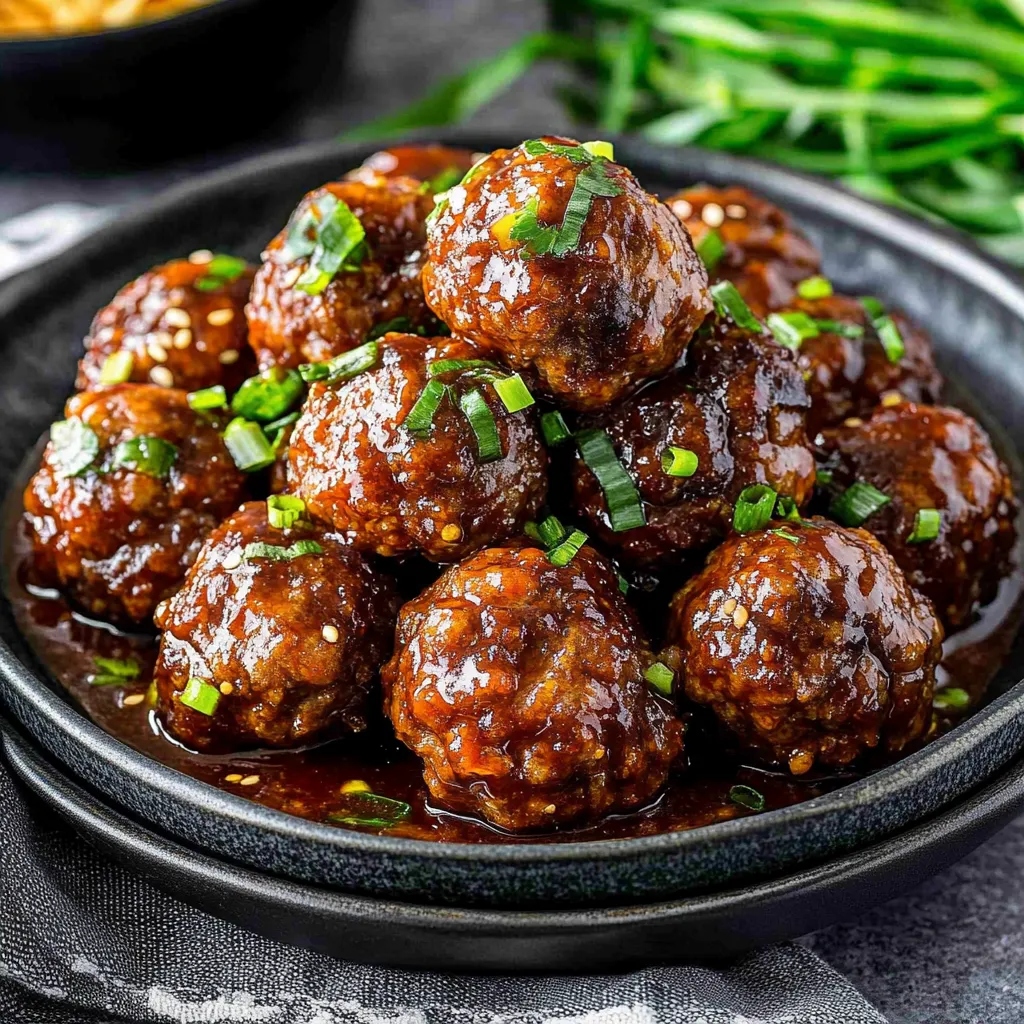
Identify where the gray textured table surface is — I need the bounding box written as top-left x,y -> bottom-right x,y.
4,2 -> 1024,1021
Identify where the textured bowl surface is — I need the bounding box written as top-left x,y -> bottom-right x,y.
1,135 -> 1024,909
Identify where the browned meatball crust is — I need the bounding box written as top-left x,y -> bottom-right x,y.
382,543 -> 683,831
23,384 -> 247,626
288,333 -> 548,561
572,327 -> 815,565
786,294 -> 942,436
153,502 -> 399,753
423,137 -> 712,410
246,176 -> 440,370
77,256 -> 255,393
666,185 -> 820,316
668,519 -> 943,774
818,402 -> 1017,629
348,144 -> 478,185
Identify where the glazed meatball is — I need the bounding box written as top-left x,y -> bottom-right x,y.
423,137 -> 712,410
246,176 -> 440,369
786,294 -> 942,436
818,402 -> 1017,629
153,502 -> 399,753
668,519 -> 943,774
23,384 -> 246,626
77,256 -> 255,393
348,144 -> 478,185
572,327 -> 815,565
666,185 -> 820,316
381,543 -> 683,831
288,333 -> 548,561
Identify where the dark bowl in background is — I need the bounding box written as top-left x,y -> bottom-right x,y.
0,0 -> 356,171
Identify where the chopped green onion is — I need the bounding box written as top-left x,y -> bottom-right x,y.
774,495 -> 802,522
733,484 -> 778,533
797,275 -> 834,300
728,784 -> 765,812
328,791 -> 412,829
711,280 -> 763,332
816,468 -> 834,486
366,316 -> 413,341
617,574 -> 629,595
696,228 -> 726,274
537,515 -> 566,547
404,379 -> 448,434
290,195 -> 367,296
548,528 -> 589,567
94,656 -> 140,679
767,311 -> 820,351
428,358 -> 498,377
814,319 -> 866,339
99,351 -> 134,385
230,368 -> 304,422
299,340 -> 379,385
541,410 -> 571,446
223,417 -> 275,472
196,254 -> 247,291
180,677 -> 220,716
111,436 -> 177,478
907,507 -> 942,544
582,140 -> 615,160
524,521 -> 543,544
644,661 -> 674,696
933,687 -> 970,711
830,481 -> 891,527
49,419 -> 99,478
188,385 -> 228,412
458,388 -> 503,462
576,428 -> 646,532
422,166 -> 463,195
770,528 -> 802,544
492,373 -> 535,413
265,411 -> 300,453
267,495 -> 306,530
860,296 -> 905,363
661,446 -> 699,478
241,540 -> 324,562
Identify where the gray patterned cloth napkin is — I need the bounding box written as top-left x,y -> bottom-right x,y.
0,206 -> 887,1024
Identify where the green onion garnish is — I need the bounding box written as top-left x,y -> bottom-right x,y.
99,351 -> 134,385
661,446 -> 699,478
91,655 -> 141,686
814,319 -> 865,339
537,514 -> 566,547
223,417 -> 275,472
710,280 -> 763,332
576,428 -> 646,533
195,254 -> 247,292
774,495 -> 802,523
422,166 -> 464,196
548,528 -> 588,567
328,791 -> 412,829
458,388 -> 503,462
797,275 -> 833,300
299,340 -> 379,385
267,495 -> 306,530
111,436 -> 178,478
287,195 -> 367,296
404,379 -> 448,434
49,419 -> 99,478
860,296 -> 905,363
696,228 -> 726,274
428,358 -> 498,377
180,677 -> 220,716
644,661 -> 674,696
366,316 -> 413,341
541,410 -> 571,446
241,540 -> 324,562
230,368 -> 304,422
266,411 -> 300,452
933,687 -> 970,711
816,468 -> 834,486
617,574 -> 629,595
728,784 -> 765,812
767,311 -> 820,351
830,481 -> 891,527
733,484 -> 778,534
769,528 -> 802,544
188,385 -> 228,412
492,373 -> 534,413
907,507 -> 942,544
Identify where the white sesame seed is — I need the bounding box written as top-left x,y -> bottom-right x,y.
219,682 -> 234,695
240,774 -> 261,786
123,693 -> 145,706
543,804 -> 557,814
149,366 -> 174,387
219,349 -> 240,365
843,417 -> 864,427
322,624 -> 340,643
168,288 -> 187,306
222,548 -> 242,570
733,605 -> 749,629
881,391 -> 903,407
671,199 -> 693,220
725,204 -> 747,219
207,308 -> 235,327
225,773 -> 243,783
722,597 -> 737,617
151,330 -> 173,348
147,342 -> 169,363
164,307 -> 192,329
189,249 -> 214,265
172,329 -> 192,349
701,202 -> 725,228
282,266 -> 302,288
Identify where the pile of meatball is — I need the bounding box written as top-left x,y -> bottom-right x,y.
23,137 -> 1018,834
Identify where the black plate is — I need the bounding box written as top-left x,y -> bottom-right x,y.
2,135 -> 1024,911
4,715 -> 1024,969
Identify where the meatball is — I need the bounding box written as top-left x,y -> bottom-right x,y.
23,384 -> 246,626
153,502 -> 399,753
572,327 -> 815,565
347,144 -> 479,186
423,137 -> 712,410
76,256 -> 255,393
668,519 -> 943,774
818,402 -> 1017,629
666,185 -> 820,316
381,543 -> 683,831
246,176 -> 441,370
288,333 -> 548,561
786,294 -> 942,436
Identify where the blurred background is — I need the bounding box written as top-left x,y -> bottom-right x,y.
4,0 -> 1024,266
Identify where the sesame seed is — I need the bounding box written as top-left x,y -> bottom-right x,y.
843,417 -> 864,427
222,548 -> 243,570
725,204 -> 747,219
219,349 -> 240,364
282,266 -> 302,288
172,329 -> 192,349
207,308 -> 235,326
543,804 -> 557,814
322,624 -> 340,643
168,288 -> 187,305
722,597 -> 737,616
164,307 -> 191,329
189,249 -> 214,265
732,604 -> 749,628
151,330 -> 173,348
441,524 -> 463,543
671,199 -> 693,219
149,366 -> 174,387
240,775 -> 261,786
340,779 -> 371,794
701,202 -> 725,228
881,391 -> 903,407
225,773 -> 243,783
123,693 -> 145,706
219,682 -> 234,695
147,342 -> 169,363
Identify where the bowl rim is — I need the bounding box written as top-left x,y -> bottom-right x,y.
2,131 -> 1024,870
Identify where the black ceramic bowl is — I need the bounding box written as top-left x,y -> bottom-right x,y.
2,135 -> 1024,912
0,0 -> 355,171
